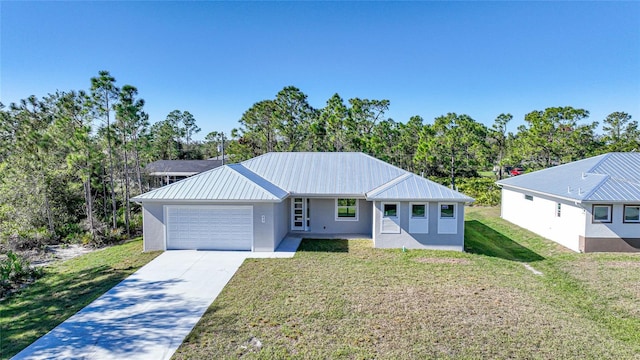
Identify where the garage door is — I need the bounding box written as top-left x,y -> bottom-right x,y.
166,206 -> 253,250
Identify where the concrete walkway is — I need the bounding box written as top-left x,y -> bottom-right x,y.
13,237 -> 301,360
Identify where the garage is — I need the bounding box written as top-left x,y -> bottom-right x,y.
165,205 -> 253,250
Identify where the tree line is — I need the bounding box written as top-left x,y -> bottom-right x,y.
230,86 -> 638,183
0,77 -> 637,249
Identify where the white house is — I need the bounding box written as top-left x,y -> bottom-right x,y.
497,152 -> 640,252
132,152 -> 474,252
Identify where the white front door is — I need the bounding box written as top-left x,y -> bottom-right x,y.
291,197 -> 309,231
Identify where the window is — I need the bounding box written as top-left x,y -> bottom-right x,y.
624,205 -> 640,223
336,198 -> 358,220
383,203 -> 398,217
440,204 -> 455,219
592,205 -> 612,223
524,194 -> 533,201
556,203 -> 561,217
411,204 -> 426,218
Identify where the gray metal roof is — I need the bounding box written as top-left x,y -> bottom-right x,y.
367,173 -> 475,202
143,160 -> 222,175
496,152 -> 640,203
133,152 -> 474,203
240,152 -> 406,195
132,164 -> 288,202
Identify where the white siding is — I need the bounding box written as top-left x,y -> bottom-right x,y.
585,203 -> 640,238
501,189 -> 585,252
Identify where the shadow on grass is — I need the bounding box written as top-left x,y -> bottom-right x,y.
298,239 -> 349,253
465,220 -> 545,262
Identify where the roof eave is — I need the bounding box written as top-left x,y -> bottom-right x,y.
130,198 -> 285,204
498,183 -> 583,203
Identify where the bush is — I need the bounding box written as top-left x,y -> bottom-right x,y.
0,251 -> 43,298
456,178 -> 501,206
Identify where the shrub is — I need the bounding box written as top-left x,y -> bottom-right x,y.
456,178 -> 501,206
0,251 -> 43,298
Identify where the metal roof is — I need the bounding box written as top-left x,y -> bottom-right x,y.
133,152 -> 474,203
496,152 -> 640,203
240,152 -> 407,195
132,164 -> 288,202
367,173 -> 475,202
143,160 -> 222,175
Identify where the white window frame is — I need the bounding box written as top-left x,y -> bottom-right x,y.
382,202 -> 399,219
410,202 -> 427,219
623,205 -> 640,223
592,204 -> 612,223
335,198 -> 359,221
381,202 -> 400,234
439,203 -> 456,219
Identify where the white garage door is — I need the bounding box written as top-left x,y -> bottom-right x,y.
166,206 -> 253,250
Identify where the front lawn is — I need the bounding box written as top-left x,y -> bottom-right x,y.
174,207 -> 640,359
0,238 -> 161,359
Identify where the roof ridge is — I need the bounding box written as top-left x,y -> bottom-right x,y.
227,163 -> 289,198
585,152 -> 612,174
579,174 -> 610,201
365,172 -> 413,198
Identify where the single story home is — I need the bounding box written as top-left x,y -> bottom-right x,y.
497,152 -> 640,252
132,152 -> 474,252
144,159 -> 223,188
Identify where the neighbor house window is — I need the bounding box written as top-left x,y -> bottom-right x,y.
556,203 -> 562,217
624,205 -> 640,223
524,194 -> 533,201
383,203 -> 398,217
592,205 -> 612,223
411,204 -> 426,218
440,204 -> 455,219
336,198 -> 358,220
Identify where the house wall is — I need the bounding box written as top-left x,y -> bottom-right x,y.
500,188 -> 585,252
142,203 -> 165,252
304,198 -> 373,235
252,203 -> 278,251
581,203 -> 640,252
373,201 -> 465,251
273,199 -> 289,249
140,201 -> 280,252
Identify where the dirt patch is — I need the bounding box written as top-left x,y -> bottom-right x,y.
604,261 -> 640,268
23,245 -> 97,267
414,257 -> 471,265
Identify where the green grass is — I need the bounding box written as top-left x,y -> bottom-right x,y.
478,170 -> 496,178
174,207 -> 640,359
0,238 -> 160,359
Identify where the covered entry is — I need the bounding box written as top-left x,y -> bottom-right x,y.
165,205 -> 253,250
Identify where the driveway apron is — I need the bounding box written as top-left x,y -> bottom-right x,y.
14,250 -> 265,360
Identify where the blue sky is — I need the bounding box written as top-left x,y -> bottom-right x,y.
2,1 -> 639,140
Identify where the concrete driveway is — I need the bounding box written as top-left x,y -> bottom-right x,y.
13,237 -> 301,360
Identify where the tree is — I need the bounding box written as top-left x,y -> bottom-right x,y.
319,93 -> 349,151
489,113 -> 512,179
417,113 -> 488,187
115,85 -> 147,235
345,98 -> 390,152
90,71 -> 119,229
55,90 -> 100,239
273,86 -> 316,151
602,112 -> 639,152
516,107 -> 595,169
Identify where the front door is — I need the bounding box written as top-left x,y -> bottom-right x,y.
291,197 -> 309,231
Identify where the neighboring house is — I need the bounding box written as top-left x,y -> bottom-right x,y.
497,152 -> 640,253
132,152 -> 474,252
144,159 -> 223,188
